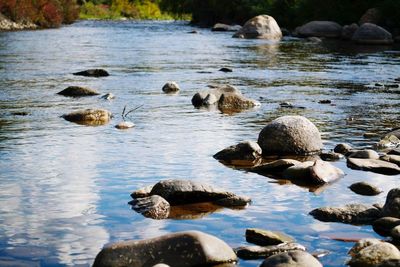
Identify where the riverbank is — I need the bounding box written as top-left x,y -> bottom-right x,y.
0,13 -> 37,31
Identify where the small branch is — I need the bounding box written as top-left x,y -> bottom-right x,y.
121,104 -> 143,121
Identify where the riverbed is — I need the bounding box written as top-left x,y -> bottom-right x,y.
1,20 -> 400,266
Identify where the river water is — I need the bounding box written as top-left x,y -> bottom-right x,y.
1,20 -> 400,266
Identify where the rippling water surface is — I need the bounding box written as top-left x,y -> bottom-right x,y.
1,20 -> 400,266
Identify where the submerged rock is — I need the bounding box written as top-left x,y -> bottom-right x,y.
57,86 -> 99,97
258,116 -> 323,156
347,242 -> 400,267
129,195 -> 170,219
352,23 -> 393,45
245,228 -> 294,246
62,109 -> 111,126
296,21 -> 342,38
382,188 -> 400,218
162,81 -> 180,93
373,217 -> 400,236
115,121 -> 135,129
249,159 -> 301,174
320,151 -> 343,161
93,231 -> 237,267
212,23 -> 241,32
219,67 -> 233,72
349,182 -> 382,196
347,158 -> 400,175
213,141 -> 262,162
232,15 -> 282,40
334,143 -> 353,154
101,93 -> 115,100
260,250 -> 322,267
309,204 -> 381,224
73,69 -> 109,77
235,243 -> 305,260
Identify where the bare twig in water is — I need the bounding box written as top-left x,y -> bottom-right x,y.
121,104 -> 143,121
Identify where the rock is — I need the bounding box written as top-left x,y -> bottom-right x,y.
334,143 -> 353,154
260,250 -> 323,267
213,141 -> 262,162
258,116 -> 323,156
380,155 -> 400,166
191,85 -> 259,112
307,37 -> 323,43
388,148 -> 400,156
245,228 -> 294,246
235,243 -> 306,260
382,188 -> 400,218
129,195 -> 170,219
347,242 -> 400,267
162,82 -> 180,93
364,132 -> 380,138
219,67 -> 233,72
359,8 -> 381,25
232,15 -> 282,40
349,182 -> 382,196
62,109 -> 111,126
282,161 -> 314,181
347,158 -> 400,175
309,159 -> 344,184
249,159 -> 301,174
376,135 -> 400,149
352,23 -> 393,45
385,129 -> 400,140
11,111 -> 29,116
347,149 -> 380,159
296,21 -> 342,38
93,231 -> 237,267
309,204 -> 381,224
342,23 -> 359,40
101,93 -> 115,100
188,30 -> 198,34
320,151 -> 343,161
391,225 -> 400,241
152,264 -> 170,267
279,102 -> 306,109
115,121 -> 135,129
348,238 -> 383,257
73,69 -> 109,77
212,23 -> 241,32
318,99 -> 331,104
131,185 -> 153,198
373,217 -> 400,236
141,179 -> 250,207
57,86 -> 99,97
213,195 -> 251,207
376,259 -> 400,267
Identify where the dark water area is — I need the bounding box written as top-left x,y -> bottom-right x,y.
1,20 -> 400,266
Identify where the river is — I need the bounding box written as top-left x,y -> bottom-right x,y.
1,20 -> 400,266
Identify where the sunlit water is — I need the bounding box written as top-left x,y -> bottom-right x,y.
1,20 -> 400,266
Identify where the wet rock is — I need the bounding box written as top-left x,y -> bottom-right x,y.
348,238 -> 383,257
334,143 -> 353,154
373,217 -> 400,237
62,109 -> 111,126
258,116 -> 322,156
347,158 -> 400,175
143,179 -> 250,207
57,86 -> 99,97
342,23 -> 359,40
352,23 -> 393,45
245,228 -> 294,246
359,8 -> 381,25
73,69 -> 109,77
93,231 -> 237,267
188,30 -> 198,34
213,195 -> 251,207
376,259 -> 400,267
391,225 -> 400,241
347,149 -> 380,159
380,155 -> 400,167
388,148 -> 400,156
376,135 -> 400,149
162,81 -> 180,93
213,141 -> 262,162
233,15 -> 282,40
279,102 -> 305,109
101,93 -> 115,100
129,195 -> 170,219
349,182 -> 382,196
249,159 -> 301,174
131,185 -> 153,198
296,21 -> 342,38
318,99 -> 331,104
260,250 -> 322,267
282,161 -> 314,180
11,111 -> 29,116
235,243 -> 305,260
382,188 -> 400,218
219,67 -> 233,72
115,121 -> 135,129
364,132 -> 380,138
212,23 -> 241,32
192,85 -> 259,112
347,242 -> 400,267
320,151 -> 343,161
309,204 -> 381,224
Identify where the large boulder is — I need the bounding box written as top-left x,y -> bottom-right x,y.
352,23 -> 393,45
232,15 -> 282,40
296,21 -> 342,38
73,69 -> 109,77
257,116 -> 323,156
260,250 -> 323,267
213,141 -> 262,163
93,231 -> 237,267
191,85 -> 260,112
347,241 -> 400,267
309,204 -> 381,224
382,188 -> 400,218
57,86 -> 99,97
62,109 -> 111,126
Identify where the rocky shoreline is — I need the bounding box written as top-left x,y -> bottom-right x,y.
0,13 -> 37,31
